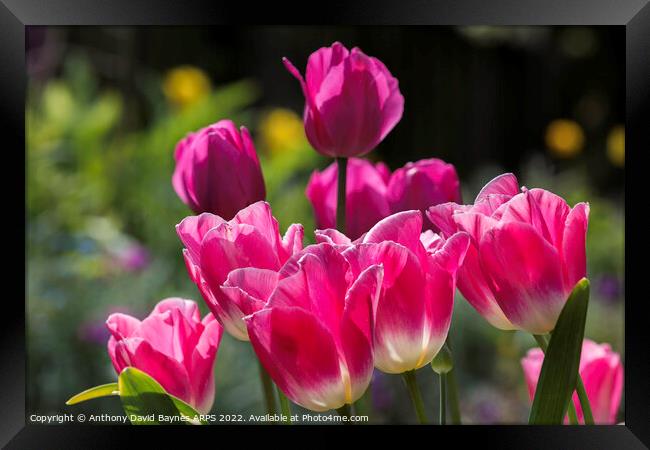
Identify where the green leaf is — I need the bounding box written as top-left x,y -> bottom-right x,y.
529,278 -> 590,424
118,367 -> 206,425
66,383 -> 119,405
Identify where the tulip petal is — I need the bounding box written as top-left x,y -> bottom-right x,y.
475,173 -> 519,203
269,244 -> 350,339
426,202 -> 468,237
429,231 -> 470,274
453,212 -> 499,244
340,264 -> 383,402
231,201 -> 281,251
315,228 -> 353,246
562,202 -> 589,290
190,316 -> 223,414
281,223 -> 305,260
200,223 -> 281,287
135,307 -> 200,365
500,189 -> 570,250
176,213 -> 226,264
152,298 -> 201,323
456,244 -> 515,330
220,268 -> 279,317
106,313 -> 141,341
363,210 -> 424,258
113,337 -> 192,404
197,276 -> 248,341
245,307 -> 346,411
479,222 -> 566,334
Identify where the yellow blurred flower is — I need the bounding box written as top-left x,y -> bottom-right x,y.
258,108 -> 305,156
545,119 -> 585,158
606,125 -> 625,167
162,66 -> 211,108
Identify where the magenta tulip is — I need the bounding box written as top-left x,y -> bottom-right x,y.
427,173 -> 589,334
245,243 -> 383,411
522,339 -> 623,424
106,298 -> 223,414
176,201 -> 304,340
340,211 -> 469,373
386,158 -> 462,230
306,157 -> 391,240
284,42 -> 404,158
172,119 -> 266,219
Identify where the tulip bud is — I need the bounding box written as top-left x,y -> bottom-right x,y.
284,42 -> 404,158
172,119 -> 266,219
431,343 -> 453,374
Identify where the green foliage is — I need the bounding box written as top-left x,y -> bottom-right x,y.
65,368 -> 206,425
118,368 -> 206,425
529,279 -> 590,424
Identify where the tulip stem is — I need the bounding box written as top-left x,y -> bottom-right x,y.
277,387 -> 292,424
446,368 -> 462,424
336,157 -> 348,233
532,334 -> 580,425
444,336 -> 462,424
402,370 -> 428,424
257,361 -> 277,415
575,367 -> 595,425
439,373 -> 447,425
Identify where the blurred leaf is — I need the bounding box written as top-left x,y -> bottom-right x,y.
118,367 -> 205,425
66,383 -> 119,405
529,278 -> 590,424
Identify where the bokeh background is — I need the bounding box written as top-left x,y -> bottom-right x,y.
26,26 -> 624,424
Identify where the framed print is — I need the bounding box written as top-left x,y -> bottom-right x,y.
2,0 -> 648,447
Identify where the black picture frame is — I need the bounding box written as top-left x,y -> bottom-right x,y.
3,0 -> 648,447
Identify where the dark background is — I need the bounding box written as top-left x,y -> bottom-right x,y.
28,26 -> 625,191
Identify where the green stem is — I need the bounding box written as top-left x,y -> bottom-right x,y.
336,157 -> 348,233
532,334 -> 579,425
277,387 -> 292,424
576,375 -> 595,425
446,368 -> 462,424
402,370 -> 428,424
439,373 -> 447,425
444,337 -> 462,424
257,361 -> 277,415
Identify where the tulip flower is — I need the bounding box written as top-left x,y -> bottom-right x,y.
245,243 -> 383,412
176,201 -> 304,341
306,157 -> 391,240
521,339 -> 623,424
172,119 -> 266,219
283,42 -> 404,158
106,298 -> 223,414
427,173 -> 589,334
386,158 -> 462,230
339,210 -> 469,374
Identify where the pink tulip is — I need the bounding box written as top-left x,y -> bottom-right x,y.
521,339 -> 623,424
306,158 -> 391,240
245,243 -> 383,411
427,173 -> 589,334
172,119 -> 266,219
386,158 -> 462,230
339,211 -> 469,373
284,42 -> 404,158
176,201 -> 304,341
106,298 -> 223,414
